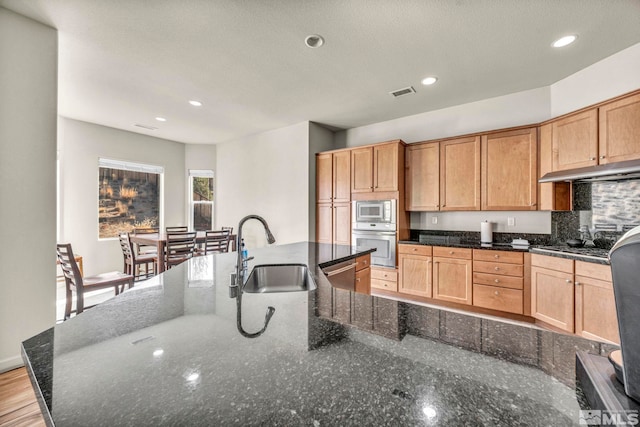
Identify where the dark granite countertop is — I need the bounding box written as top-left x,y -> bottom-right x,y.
399,240 -> 610,264
23,242 -> 584,426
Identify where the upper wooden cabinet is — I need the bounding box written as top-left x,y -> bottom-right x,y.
481,128 -> 537,210
440,136 -> 481,211
538,123 -> 571,211
552,109 -> 598,171
599,92 -> 640,164
316,151 -> 351,204
406,142 -> 439,211
351,141 -> 403,193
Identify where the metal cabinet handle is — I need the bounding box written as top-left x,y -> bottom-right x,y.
449,251 -> 454,255
356,278 -> 360,282
494,279 -> 500,283
566,279 -> 572,283
600,156 -> 606,159
494,254 -> 499,259
575,281 -> 581,286
590,157 -> 596,161
494,291 -> 499,296
495,267 -> 500,271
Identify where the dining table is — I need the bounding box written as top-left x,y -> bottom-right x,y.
129,231 -> 236,273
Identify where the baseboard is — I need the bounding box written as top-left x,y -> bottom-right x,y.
0,354 -> 24,374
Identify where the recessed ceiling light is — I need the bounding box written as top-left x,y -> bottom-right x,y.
305,34 -> 324,48
552,35 -> 577,48
155,117 -> 167,122
421,76 -> 438,86
189,100 -> 202,107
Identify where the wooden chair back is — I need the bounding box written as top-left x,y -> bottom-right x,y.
221,226 -> 233,234
165,231 -> 197,269
56,243 -> 83,290
203,229 -> 231,255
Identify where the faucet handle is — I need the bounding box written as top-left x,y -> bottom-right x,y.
245,256 -> 255,262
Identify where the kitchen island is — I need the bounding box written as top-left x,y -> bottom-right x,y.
24,242 -> 585,426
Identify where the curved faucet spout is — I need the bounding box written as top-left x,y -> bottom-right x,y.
234,215 -> 276,291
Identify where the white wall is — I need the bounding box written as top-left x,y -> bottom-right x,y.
551,42 -> 640,117
335,87 -> 551,148
215,122 -> 310,249
58,118 -> 186,276
0,8 -> 57,372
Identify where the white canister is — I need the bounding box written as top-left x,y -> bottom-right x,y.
481,221 -> 494,243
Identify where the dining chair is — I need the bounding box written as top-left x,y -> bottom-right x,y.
221,226 -> 233,235
199,229 -> 232,255
57,243 -> 134,320
119,233 -> 157,281
132,227 -> 159,254
165,231 -> 198,269
166,226 -> 188,233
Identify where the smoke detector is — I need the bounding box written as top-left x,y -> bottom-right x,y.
389,86 -> 416,98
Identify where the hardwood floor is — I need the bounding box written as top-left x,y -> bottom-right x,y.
0,368 -> 45,427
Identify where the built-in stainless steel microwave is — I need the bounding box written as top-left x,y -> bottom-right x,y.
352,199 -> 396,224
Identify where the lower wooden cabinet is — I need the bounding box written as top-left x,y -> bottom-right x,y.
574,261 -> 619,343
531,254 -> 619,343
398,244 -> 432,298
472,249 -> 526,315
371,266 -> 398,292
433,247 -> 472,305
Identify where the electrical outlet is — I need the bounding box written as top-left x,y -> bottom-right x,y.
431,216 -> 438,225
507,217 -> 515,227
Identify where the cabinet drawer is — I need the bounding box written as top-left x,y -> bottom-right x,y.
371,267 -> 397,282
473,272 -> 523,290
473,260 -> 523,277
355,255 -> 371,271
575,261 -> 612,282
473,249 -> 523,264
433,246 -> 472,260
531,254 -> 574,273
473,284 -> 523,314
398,244 -> 432,256
371,279 -> 398,292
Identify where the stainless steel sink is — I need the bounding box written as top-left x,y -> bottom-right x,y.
242,264 -> 316,293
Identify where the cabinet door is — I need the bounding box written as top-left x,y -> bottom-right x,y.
316,203 -> 332,243
440,136 -> 480,211
575,275 -> 619,344
433,257 -> 472,304
332,203 -> 351,245
373,143 -> 398,192
316,153 -> 333,204
333,150 -> 351,203
351,147 -> 373,193
538,123 -> 571,211
552,109 -> 598,171
406,143 -> 439,211
599,92 -> 640,164
531,266 -> 574,332
398,253 -> 432,298
481,128 -> 537,210
355,267 -> 371,295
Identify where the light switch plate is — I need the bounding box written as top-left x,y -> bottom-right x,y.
507,217 -> 515,227
431,216 -> 438,224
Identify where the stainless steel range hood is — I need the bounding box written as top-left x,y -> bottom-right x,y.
538,158 -> 640,183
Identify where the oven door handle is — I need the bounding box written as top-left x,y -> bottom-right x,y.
352,231 -> 397,236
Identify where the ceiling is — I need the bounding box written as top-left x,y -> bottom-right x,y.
2,0 -> 640,144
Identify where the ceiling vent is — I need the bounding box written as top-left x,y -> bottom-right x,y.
134,123 -> 158,130
389,86 -> 416,98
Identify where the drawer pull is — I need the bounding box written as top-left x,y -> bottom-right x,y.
575,281 -> 581,286
600,156 -> 606,159
566,279 -> 572,283
495,267 -> 500,271
589,157 -> 596,161
494,291 -> 499,296
494,279 -> 500,283
356,278 -> 360,282
449,251 -> 454,255
413,248 -> 417,251
494,254 -> 499,259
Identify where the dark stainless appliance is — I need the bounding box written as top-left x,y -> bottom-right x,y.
352,200 -> 396,267
322,259 -> 356,291
608,225 -> 640,402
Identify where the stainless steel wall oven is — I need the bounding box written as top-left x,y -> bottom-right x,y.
352,200 -> 396,267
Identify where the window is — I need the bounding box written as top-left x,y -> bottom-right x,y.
98,159 -> 163,239
190,170 -> 214,231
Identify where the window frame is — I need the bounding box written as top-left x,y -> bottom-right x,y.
189,170 -> 215,231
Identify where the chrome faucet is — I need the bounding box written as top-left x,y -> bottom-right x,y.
229,215 -> 276,338
229,215 -> 276,298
